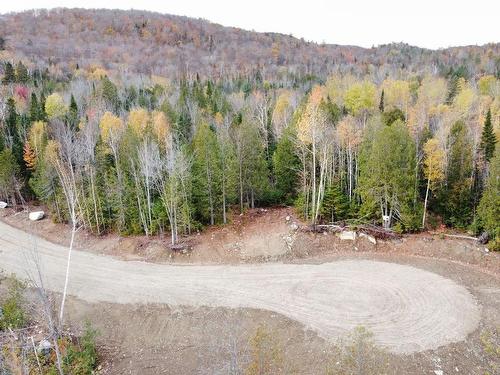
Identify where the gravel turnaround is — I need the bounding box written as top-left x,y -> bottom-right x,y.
0,221 -> 480,354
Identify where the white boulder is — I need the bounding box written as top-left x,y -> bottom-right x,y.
38,339 -> 52,355
29,211 -> 45,221
338,230 -> 357,241
0,201 -> 7,208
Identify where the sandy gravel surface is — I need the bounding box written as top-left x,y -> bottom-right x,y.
0,221 -> 481,354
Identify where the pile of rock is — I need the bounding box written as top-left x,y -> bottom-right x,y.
336,230 -> 377,245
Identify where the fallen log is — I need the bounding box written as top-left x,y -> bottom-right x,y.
357,224 -> 401,240
429,232 -> 478,241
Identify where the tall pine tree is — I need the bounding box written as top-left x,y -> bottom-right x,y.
29,92 -> 39,122
68,94 -> 79,130
273,126 -> 300,203
2,62 -> 15,84
15,61 -> 29,83
440,120 -> 474,227
379,89 -> 385,112
192,121 -> 222,225
480,108 -> 497,162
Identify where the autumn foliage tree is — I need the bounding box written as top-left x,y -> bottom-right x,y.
422,138 -> 445,228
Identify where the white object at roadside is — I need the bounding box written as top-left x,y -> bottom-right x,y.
338,230 -> 357,241
29,211 -> 45,221
38,339 -> 52,354
359,232 -> 377,245
0,201 -> 7,208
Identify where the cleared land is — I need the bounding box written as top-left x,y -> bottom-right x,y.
0,221 -> 481,354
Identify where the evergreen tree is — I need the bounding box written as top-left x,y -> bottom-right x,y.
5,98 -> 18,148
206,80 -> 213,98
192,122 -> 222,225
15,61 -> 29,83
358,120 -> 416,229
176,110 -> 192,143
0,148 -> 22,205
235,120 -> 269,210
379,89 -> 385,112
479,108 -> 497,162
382,108 -> 405,126
439,120 -> 474,227
477,148 -> 500,250
68,94 -> 79,130
2,62 -> 15,84
273,126 -> 300,203
101,76 -> 120,113
321,97 -> 342,125
39,93 -> 48,122
29,92 -> 39,122
320,183 -> 350,223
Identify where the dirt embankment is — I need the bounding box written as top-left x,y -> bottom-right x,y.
1,205 -> 498,276
0,206 -> 299,264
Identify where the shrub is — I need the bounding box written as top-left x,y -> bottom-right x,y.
63,322 -> 98,375
245,325 -> 284,375
0,277 -> 26,330
326,326 -> 389,375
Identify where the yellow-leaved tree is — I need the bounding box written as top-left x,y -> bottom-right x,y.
297,85 -> 333,223
99,112 -> 123,144
28,121 -> 47,158
422,138 -> 445,228
151,110 -> 171,150
343,81 -> 376,126
128,108 -> 150,137
45,93 -> 67,120
381,79 -> 411,117
336,115 -> 362,200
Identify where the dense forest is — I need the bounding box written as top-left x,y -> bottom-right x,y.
0,9 -> 498,249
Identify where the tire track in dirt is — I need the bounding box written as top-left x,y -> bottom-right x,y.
0,221 -> 480,354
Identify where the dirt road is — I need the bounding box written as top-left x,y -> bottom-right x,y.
0,221 -> 480,354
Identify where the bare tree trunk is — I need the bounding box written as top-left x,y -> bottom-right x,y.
422,177 -> 431,228
206,162 -> 214,225
112,147 -> 125,232
239,155 -> 243,213
222,170 -> 227,224
311,141 -> 316,224
89,166 -> 100,234
59,219 -> 76,325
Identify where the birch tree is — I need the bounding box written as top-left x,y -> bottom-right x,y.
45,121 -> 81,325
337,115 -> 362,201
297,85 -> 332,224
136,137 -> 162,236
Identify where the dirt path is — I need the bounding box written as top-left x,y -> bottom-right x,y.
0,221 -> 481,354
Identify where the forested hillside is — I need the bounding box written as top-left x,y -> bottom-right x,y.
1,8 -> 499,80
0,8 -> 498,249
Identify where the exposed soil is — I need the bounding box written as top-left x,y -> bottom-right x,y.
1,206 -> 498,277
1,255 -> 497,375
1,207 -> 499,374
0,206 -> 299,264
